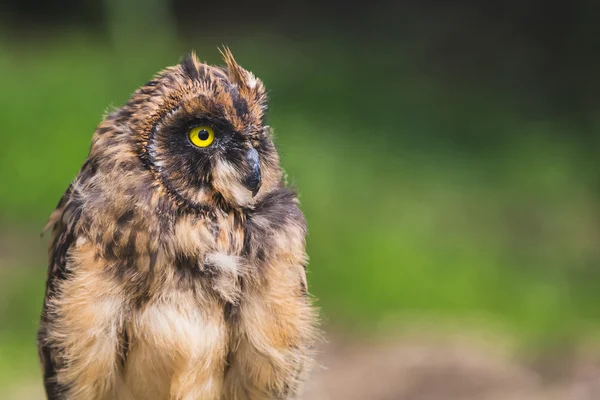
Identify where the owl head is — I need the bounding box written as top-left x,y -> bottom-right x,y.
90,49 -> 283,212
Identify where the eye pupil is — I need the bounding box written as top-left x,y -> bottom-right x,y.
198,130 -> 209,141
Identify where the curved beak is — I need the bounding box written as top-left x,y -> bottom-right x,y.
242,147 -> 262,197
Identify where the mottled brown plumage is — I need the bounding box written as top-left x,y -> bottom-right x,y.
38,49 -> 318,400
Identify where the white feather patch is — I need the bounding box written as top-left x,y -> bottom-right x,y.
205,252 -> 240,275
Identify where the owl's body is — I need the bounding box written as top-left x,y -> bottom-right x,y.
38,51 -> 317,400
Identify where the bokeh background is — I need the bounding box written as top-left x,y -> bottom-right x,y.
1,0 -> 600,398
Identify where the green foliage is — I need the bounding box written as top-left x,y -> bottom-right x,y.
0,34 -> 598,388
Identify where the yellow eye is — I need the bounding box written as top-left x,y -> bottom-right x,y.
189,126 -> 215,148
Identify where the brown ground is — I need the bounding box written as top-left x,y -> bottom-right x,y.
301,333 -> 600,400
9,333 -> 600,400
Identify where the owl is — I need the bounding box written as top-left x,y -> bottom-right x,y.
37,49 -> 318,400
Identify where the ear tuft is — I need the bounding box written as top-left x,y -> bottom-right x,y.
220,46 -> 263,91
180,50 -> 202,80
219,46 -> 246,86
219,46 -> 267,110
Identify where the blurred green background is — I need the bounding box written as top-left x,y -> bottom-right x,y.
1,0 -> 599,398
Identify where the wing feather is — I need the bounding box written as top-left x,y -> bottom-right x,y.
38,185 -> 80,399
